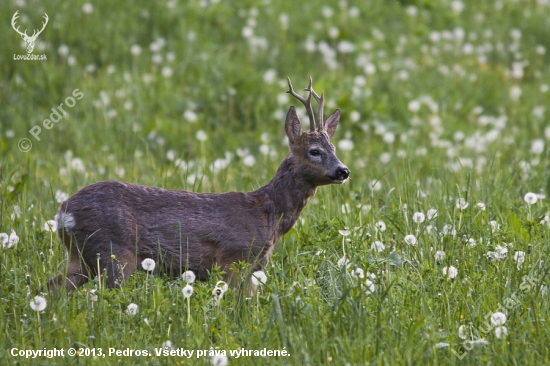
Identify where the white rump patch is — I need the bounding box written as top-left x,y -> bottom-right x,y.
55,212 -> 76,231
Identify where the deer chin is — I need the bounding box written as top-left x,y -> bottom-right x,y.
328,176 -> 348,184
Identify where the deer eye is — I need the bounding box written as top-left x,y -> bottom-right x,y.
309,149 -> 320,156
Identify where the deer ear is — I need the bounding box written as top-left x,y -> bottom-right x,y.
285,106 -> 302,143
324,109 -> 340,140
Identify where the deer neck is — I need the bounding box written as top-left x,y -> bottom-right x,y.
253,154 -> 317,239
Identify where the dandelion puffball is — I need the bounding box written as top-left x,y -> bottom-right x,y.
524,192 -> 538,205
127,303 -> 138,315
182,271 -> 196,284
141,258 -> 156,272
443,266 -> 458,279
251,270 -> 267,286
412,212 -> 425,223
495,325 -> 508,339
182,284 -> 194,298
404,234 -> 417,246
30,296 -> 47,311
490,312 -> 506,326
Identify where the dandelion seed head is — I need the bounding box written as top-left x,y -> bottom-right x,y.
443,265 -> 458,279
524,192 -> 538,205
182,271 -> 196,284
211,354 -> 229,366
351,267 -> 365,279
365,279 -> 375,294
127,303 -> 138,315
456,198 -> 469,210
404,234 -> 417,246
375,220 -> 386,232
251,270 -> 267,286
458,324 -> 469,339
413,212 -> 425,223
495,325 -> 508,339
141,258 -> 156,272
427,208 -> 438,220
371,240 -> 385,253
182,284 -> 194,298
30,296 -> 47,311
435,250 -> 446,261
491,312 -> 507,326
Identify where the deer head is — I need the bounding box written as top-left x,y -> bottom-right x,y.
11,11 -> 49,54
285,77 -> 350,186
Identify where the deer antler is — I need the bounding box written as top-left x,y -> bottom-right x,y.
11,11 -> 28,38
307,78 -> 324,131
287,77 -> 316,132
32,13 -> 49,38
11,11 -> 48,39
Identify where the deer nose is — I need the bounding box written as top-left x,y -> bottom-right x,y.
337,167 -> 350,180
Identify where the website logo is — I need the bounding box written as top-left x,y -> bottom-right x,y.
12,11 -> 48,60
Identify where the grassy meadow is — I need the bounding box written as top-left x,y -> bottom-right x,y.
2,0 -> 550,364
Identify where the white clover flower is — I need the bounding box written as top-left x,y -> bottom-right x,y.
489,220 -> 499,233
182,271 -> 196,284
127,303 -> 138,315
514,251 -> 525,269
211,354 -> 229,366
443,266 -> 458,279
30,296 -> 47,311
434,250 -> 446,261
365,279 -> 375,294
467,238 -> 476,247
524,192 -> 538,205
371,241 -> 385,253
412,212 -> 425,223
182,284 -> 194,298
404,234 -> 417,246
251,270 -> 267,286
476,202 -> 486,211
141,258 -> 156,272
495,325 -> 508,339
491,312 -> 506,326
375,220 -> 386,232
427,208 -> 438,220
456,198 -> 469,210
351,267 -> 365,279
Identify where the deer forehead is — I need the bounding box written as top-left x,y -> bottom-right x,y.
297,131 -> 333,149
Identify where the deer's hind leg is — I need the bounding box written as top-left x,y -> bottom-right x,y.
100,249 -> 137,289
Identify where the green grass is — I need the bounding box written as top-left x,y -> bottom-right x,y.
2,0 -> 550,364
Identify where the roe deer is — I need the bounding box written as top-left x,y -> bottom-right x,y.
47,77 -> 350,293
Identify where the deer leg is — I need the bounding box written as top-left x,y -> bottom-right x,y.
102,249 -> 137,289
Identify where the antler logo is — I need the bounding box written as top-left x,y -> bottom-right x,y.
11,11 -> 49,54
